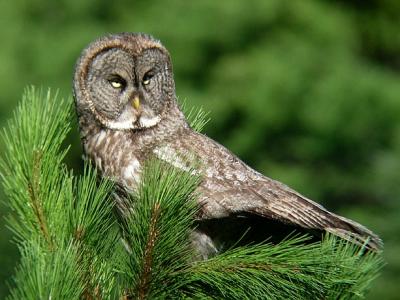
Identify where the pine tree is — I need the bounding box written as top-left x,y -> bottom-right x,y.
0,87 -> 384,299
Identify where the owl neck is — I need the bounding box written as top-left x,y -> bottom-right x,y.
78,99 -> 189,152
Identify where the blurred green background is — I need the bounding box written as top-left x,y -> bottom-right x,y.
0,0 -> 399,298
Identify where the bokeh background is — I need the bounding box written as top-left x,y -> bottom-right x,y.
0,0 -> 399,298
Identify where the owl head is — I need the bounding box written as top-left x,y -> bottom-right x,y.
73,33 -> 176,130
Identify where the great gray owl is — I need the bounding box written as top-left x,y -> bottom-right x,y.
73,33 -> 381,259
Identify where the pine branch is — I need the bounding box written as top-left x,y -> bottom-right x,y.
117,160 -> 200,299
27,150 -> 53,249
137,202 -> 161,299
182,235 -> 384,299
0,87 -> 72,244
115,158 -> 384,299
0,87 -> 384,300
1,87 -> 117,300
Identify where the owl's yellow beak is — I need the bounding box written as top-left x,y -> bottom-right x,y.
132,96 -> 140,110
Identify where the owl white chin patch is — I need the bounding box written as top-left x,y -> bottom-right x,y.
102,104 -> 137,130
105,115 -> 161,130
106,116 -> 161,130
138,115 -> 161,128
107,119 -> 137,130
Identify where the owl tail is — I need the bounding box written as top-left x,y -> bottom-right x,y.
251,187 -> 383,251
323,213 -> 383,251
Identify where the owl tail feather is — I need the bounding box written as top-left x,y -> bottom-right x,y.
250,187 -> 383,251
324,214 -> 383,251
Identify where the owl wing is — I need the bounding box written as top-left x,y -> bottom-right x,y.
155,131 -> 382,250
199,178 -> 383,250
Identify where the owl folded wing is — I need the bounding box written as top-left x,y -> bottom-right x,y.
198,178 -> 383,251
153,134 -> 382,251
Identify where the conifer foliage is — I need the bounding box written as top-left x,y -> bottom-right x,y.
0,88 -> 383,299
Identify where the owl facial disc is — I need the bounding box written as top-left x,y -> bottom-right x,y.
74,33 -> 174,132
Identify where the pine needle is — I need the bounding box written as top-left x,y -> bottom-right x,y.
180,99 -> 210,132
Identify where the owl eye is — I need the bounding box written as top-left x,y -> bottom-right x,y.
142,71 -> 154,85
108,75 -> 126,89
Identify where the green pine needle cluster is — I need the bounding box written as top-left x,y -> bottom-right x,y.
186,235 -> 383,299
117,160 -> 201,299
0,87 -> 117,299
180,99 -> 210,133
0,87 -> 384,299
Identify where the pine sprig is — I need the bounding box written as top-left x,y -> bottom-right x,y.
0,87 -> 72,245
321,236 -> 384,299
183,235 -> 384,299
180,99 -> 210,132
117,160 -> 200,299
7,240 -> 84,300
69,164 -> 117,253
69,164 -> 118,300
1,87 -> 117,300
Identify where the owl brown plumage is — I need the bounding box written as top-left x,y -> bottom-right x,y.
73,33 -> 382,259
